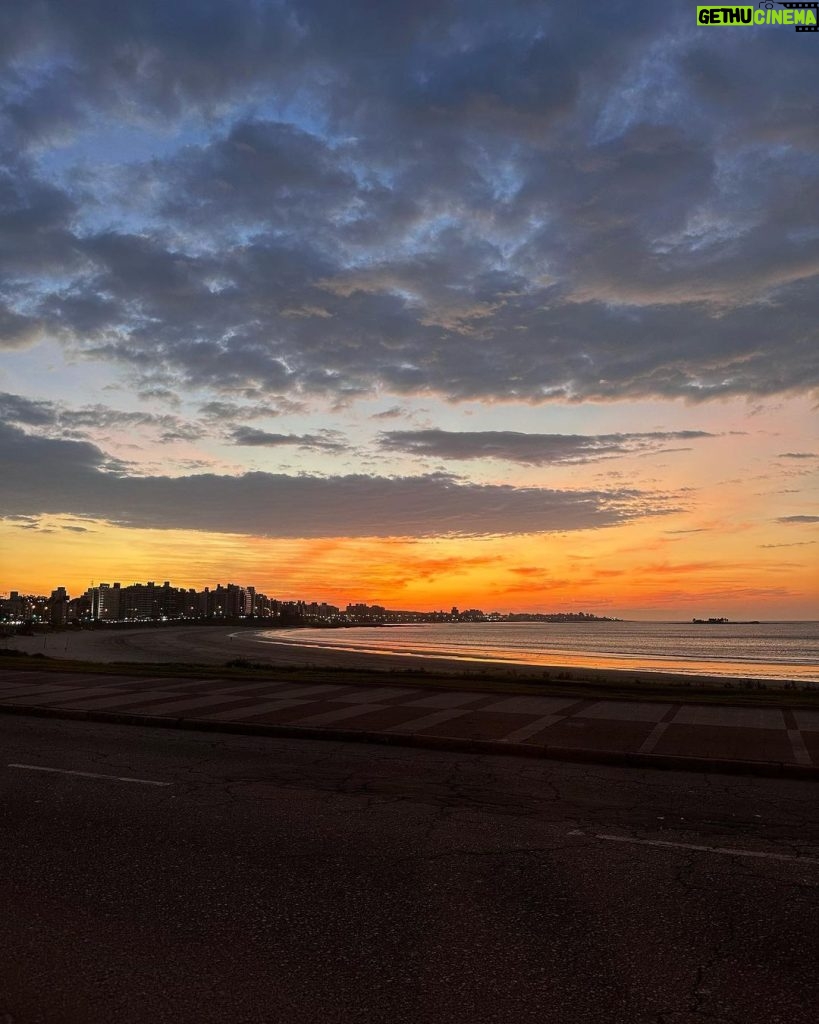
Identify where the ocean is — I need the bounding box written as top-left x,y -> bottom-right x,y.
256,620 -> 819,683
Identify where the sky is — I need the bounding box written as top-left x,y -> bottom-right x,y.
0,0 -> 817,619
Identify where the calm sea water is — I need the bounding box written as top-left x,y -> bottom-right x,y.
256,621 -> 819,682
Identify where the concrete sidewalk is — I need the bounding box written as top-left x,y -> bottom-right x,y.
1,668 -> 817,777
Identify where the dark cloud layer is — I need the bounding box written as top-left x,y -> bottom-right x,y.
0,424 -> 670,538
0,391 -> 203,442
230,426 -> 346,452
0,1 -> 817,404
378,429 -> 716,465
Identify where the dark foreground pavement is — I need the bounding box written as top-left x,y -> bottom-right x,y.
1,714 -> 818,1024
0,667 -> 817,776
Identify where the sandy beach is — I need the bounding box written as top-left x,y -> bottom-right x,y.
0,624 -> 806,691
2,625 -> 494,674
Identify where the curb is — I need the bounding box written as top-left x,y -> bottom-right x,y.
2,700 -> 817,781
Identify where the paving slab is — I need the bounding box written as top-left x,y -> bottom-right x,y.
100,677 -> 194,690
653,724 -> 795,763
482,696 -> 579,716
0,686 -> 124,705
58,690 -> 186,710
0,680 -> 54,694
0,683 -> 92,700
207,679 -> 293,693
800,732 -> 819,764
268,684 -> 346,699
419,711 -> 544,742
0,672 -> 126,688
787,729 -> 812,765
326,687 -> 420,704
123,693 -> 265,716
522,718 -> 658,754
404,691 -> 489,709
502,714 -> 568,744
672,707 -> 786,730
196,699 -> 311,722
1,667 -> 816,774
305,704 -> 433,732
386,708 -> 472,734
638,722 -> 672,755
223,698 -> 362,726
578,701 -> 668,722
289,703 -> 389,727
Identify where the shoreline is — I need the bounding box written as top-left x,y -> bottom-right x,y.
1,624 -> 815,691
251,632 -> 818,684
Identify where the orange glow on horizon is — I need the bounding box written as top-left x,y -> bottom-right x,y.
2,513 -> 816,620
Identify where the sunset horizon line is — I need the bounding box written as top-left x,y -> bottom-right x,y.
3,578 -> 815,625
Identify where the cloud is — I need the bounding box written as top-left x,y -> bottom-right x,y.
0,391 -> 204,442
199,397 -> 306,419
385,554 -> 499,585
0,157 -> 79,281
377,428 -> 716,464
778,452 -> 819,460
230,427 -> 347,452
371,406 -> 412,421
760,541 -> 817,549
0,1 -> 306,145
0,423 -> 672,539
0,392 -> 57,426
776,516 -> 819,524
0,304 -> 43,349
0,2 -> 817,406
155,120 -> 358,234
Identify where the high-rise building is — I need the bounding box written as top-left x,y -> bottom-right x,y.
89,582 -> 121,620
48,587 -> 69,626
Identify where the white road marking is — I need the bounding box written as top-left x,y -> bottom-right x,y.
594,832 -> 819,865
8,763 -> 170,787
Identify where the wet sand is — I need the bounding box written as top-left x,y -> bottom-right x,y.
0,624 -> 801,690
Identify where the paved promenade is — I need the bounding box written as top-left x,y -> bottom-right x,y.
1,668 -> 817,774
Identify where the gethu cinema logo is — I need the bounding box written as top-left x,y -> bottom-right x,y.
697,3 -> 818,28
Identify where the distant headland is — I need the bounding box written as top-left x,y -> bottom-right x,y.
692,617 -> 761,625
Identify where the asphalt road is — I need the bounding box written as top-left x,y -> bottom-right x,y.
0,715 -> 817,1024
